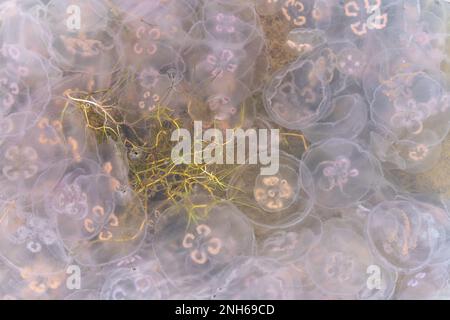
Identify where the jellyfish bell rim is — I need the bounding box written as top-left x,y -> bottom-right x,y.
228,151 -> 315,229
302,138 -> 381,210
366,199 -> 439,272
263,54 -> 332,131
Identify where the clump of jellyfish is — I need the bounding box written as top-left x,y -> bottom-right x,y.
0,0 -> 450,300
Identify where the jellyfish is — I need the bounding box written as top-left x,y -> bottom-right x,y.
153,199 -> 255,292
370,72 -> 450,142
228,152 -> 314,228
306,217 -> 396,298
303,138 -> 380,209
257,215 -> 322,263
201,1 -> 258,45
302,94 -> 368,143
44,0 -> 120,74
264,57 -> 330,130
100,265 -> 170,300
395,265 -> 449,300
211,257 -> 302,299
253,164 -> 299,212
367,198 -> 450,271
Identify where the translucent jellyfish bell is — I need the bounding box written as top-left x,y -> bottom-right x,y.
186,13 -> 268,91
335,45 -> 367,78
135,0 -> 197,50
31,157 -> 101,202
0,70 -> 31,118
208,83 -> 252,123
187,80 -> 254,130
71,186 -> 147,267
279,0 -> 328,29
321,0 -> 404,45
0,258 -> 20,300
303,138 -> 381,209
184,41 -> 253,88
0,44 -> 58,110
1,266 -> 74,299
153,199 -> 255,292
48,174 -> 115,248
100,265 -> 170,300
281,261 -> 327,299
0,1 -> 50,57
0,204 -> 69,274
109,0 -> 165,20
237,32 -> 269,92
264,57 -> 330,130
201,0 -> 258,45
395,265 -> 449,300
370,127 -> 443,174
367,199 -> 450,271
304,42 -> 369,94
45,0 -> 120,74
401,3 -> 448,72
293,208 -> 398,300
211,257 -> 304,299
257,215 -> 322,263
302,94 -> 368,143
102,219 -> 158,272
253,164 -> 299,213
118,66 -> 177,119
362,48 -> 430,103
64,290 -> 100,300
306,217 -> 396,298
411,197 -> 450,266
228,152 -> 315,228
32,155 -> 147,268
0,118 -> 69,196
117,18 -> 185,74
371,72 -> 450,142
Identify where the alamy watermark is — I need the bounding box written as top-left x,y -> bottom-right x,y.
170,121 -> 280,175
366,265 -> 382,290
66,264 -> 81,290
66,5 -> 81,31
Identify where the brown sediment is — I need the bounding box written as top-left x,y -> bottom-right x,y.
415,11 -> 450,198
414,136 -> 450,198
259,12 -> 298,72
